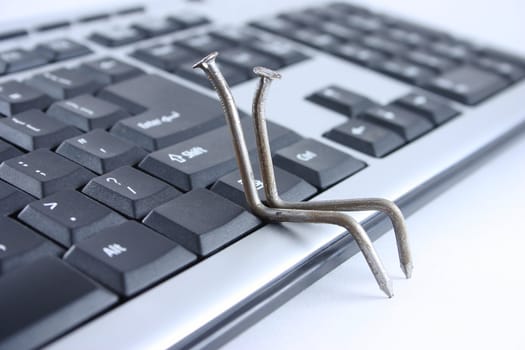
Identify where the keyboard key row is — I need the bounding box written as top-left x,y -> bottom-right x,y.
89,12 -> 210,47
251,2 -> 525,105
310,85 -> 459,157
0,39 -> 92,76
132,27 -> 309,88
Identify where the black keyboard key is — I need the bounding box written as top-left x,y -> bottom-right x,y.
429,40 -> 473,62
393,92 -> 460,125
279,11 -> 323,27
168,12 -> 210,28
26,68 -> 102,100
98,74 -> 223,116
80,57 -> 144,84
176,34 -> 235,54
0,139 -> 22,162
0,29 -> 27,42
18,190 -> 126,246
132,44 -> 197,71
212,164 -> 317,210
250,18 -> 300,37
139,118 -> 300,191
0,217 -> 62,274
57,130 -> 147,174
273,138 -> 365,189
307,85 -> 376,118
474,56 -> 525,82
330,42 -> 387,66
373,59 -> 435,85
116,6 -> 145,16
89,27 -> 145,47
0,256 -> 117,349
327,2 -> 371,14
317,22 -> 362,41
0,49 -> 48,74
361,35 -> 408,57
325,119 -> 405,157
64,221 -> 196,296
175,60 -> 249,88
424,65 -> 509,105
112,107 -> 226,151
82,166 -> 181,219
34,39 -> 92,61
143,188 -> 261,256
388,19 -> 449,42
131,18 -> 181,37
477,48 -> 525,81
0,109 -> 81,150
47,94 -> 130,131
344,14 -> 384,32
0,180 -> 33,215
0,149 -> 94,198
384,28 -> 426,47
80,13 -> 110,23
219,47 -> 282,73
210,27 -> 261,45
288,28 -> 342,50
0,80 -> 53,116
35,21 -> 70,32
360,105 -> 434,141
249,40 -> 309,66
405,50 -> 457,73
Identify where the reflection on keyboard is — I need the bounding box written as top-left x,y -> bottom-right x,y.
0,1 -> 524,349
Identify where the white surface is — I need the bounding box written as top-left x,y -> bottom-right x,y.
222,1 -> 525,349
223,133 -> 525,350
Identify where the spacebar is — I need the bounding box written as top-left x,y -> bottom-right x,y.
0,257 -> 117,350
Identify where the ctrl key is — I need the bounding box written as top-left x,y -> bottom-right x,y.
0,256 -> 117,350
64,221 -> 197,297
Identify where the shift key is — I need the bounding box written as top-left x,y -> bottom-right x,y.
139,118 -> 300,191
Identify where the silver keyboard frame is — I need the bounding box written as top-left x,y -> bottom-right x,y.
2,0 -> 524,349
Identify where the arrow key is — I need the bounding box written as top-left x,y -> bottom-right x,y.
359,105 -> 434,141
18,190 -> 126,246
324,119 -> 405,157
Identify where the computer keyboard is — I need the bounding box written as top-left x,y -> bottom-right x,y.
0,1 -> 524,349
